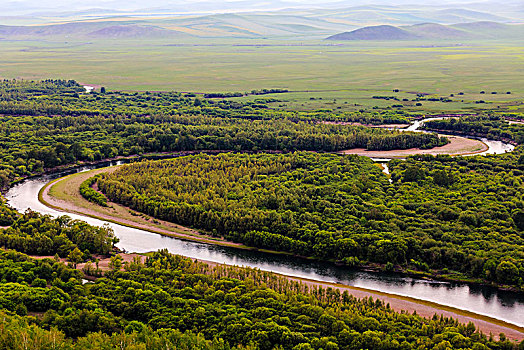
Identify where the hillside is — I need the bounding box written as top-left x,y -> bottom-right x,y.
326,24 -> 419,40
86,24 -> 178,39
0,22 -> 184,39
326,21 -> 524,41
1,2 -> 523,40
452,21 -> 524,39
403,23 -> 472,39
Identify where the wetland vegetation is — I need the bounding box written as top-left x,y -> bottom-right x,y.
2,248 -> 519,350
0,77 -> 522,347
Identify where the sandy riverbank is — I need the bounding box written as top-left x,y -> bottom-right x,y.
322,121 -> 410,129
340,135 -> 488,158
40,168 -> 246,249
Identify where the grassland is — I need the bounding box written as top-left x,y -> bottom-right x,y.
0,38 -> 522,112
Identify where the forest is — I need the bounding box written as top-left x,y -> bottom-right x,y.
0,80 -> 442,190
0,211 -> 117,258
0,79 -> 522,348
0,248 -> 520,350
98,152 -> 524,289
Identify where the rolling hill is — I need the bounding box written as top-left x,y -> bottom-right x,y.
326,21 -> 524,40
0,22 -> 186,39
0,5 -> 522,41
326,25 -> 419,40
86,24 -> 178,38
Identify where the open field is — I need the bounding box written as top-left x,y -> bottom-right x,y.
0,38 -> 523,111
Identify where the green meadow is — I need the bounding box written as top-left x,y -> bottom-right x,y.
0,38 -> 522,111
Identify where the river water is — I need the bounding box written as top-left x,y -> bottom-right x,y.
5,161 -> 524,327
407,117 -> 515,157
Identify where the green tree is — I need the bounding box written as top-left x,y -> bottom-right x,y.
403,165 -> 425,182
513,210 -> 524,230
67,247 -> 84,268
109,255 -> 123,271
495,261 -> 520,285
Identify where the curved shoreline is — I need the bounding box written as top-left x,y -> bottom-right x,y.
38,171 -> 254,251
285,275 -> 524,341
339,134 -> 489,158
37,167 -> 524,341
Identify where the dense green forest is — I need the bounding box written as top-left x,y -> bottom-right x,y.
98,152 -> 524,288
0,79 -> 523,348
0,248 -> 520,350
0,211 -> 117,258
0,80 -> 444,190
423,116 -> 524,144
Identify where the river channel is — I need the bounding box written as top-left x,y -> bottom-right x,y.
5,159 -> 524,328
4,117 -> 523,327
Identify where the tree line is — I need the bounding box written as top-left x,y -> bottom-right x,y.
0,211 -> 117,258
80,175 -> 108,207
0,248 -> 519,350
0,78 -> 442,193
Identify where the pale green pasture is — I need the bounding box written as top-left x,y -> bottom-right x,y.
0,38 -> 522,111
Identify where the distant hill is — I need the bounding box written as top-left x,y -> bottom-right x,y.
326,25 -> 419,40
0,14 -> 351,39
403,23 -> 471,39
453,21 -> 509,31
86,25 -> 177,39
0,22 -> 184,39
0,13 -> 522,41
433,8 -> 508,23
451,21 -> 524,38
326,21 -> 524,41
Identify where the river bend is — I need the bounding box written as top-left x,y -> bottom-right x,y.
5,161 -> 524,327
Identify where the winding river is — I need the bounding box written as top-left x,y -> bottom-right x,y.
411,117 -> 515,156
4,117 -> 523,328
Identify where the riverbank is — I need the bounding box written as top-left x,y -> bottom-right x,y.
39,168 -> 251,250
423,128 -> 518,146
321,121 -> 410,129
41,164 -> 522,293
340,134 -> 488,158
44,251 -> 524,341
35,164 -> 524,335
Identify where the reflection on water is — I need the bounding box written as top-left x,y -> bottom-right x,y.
476,138 -> 515,156
5,163 -> 524,327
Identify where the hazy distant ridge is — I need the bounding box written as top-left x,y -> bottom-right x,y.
326,21 -> 524,40
0,2 -> 523,40
326,25 -> 419,40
